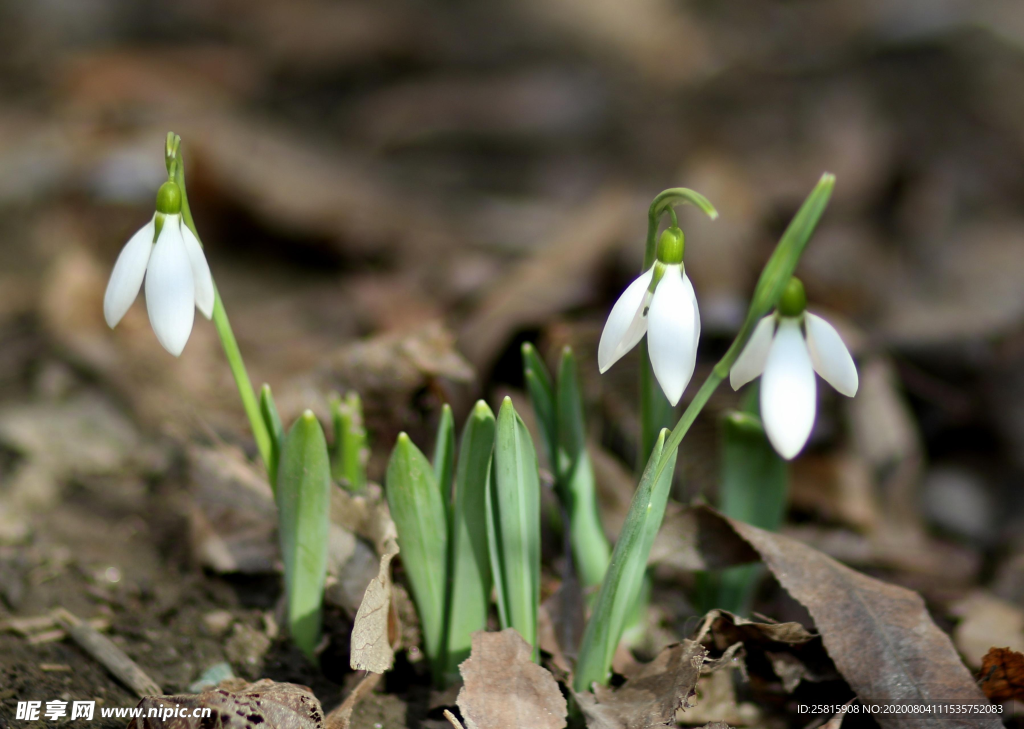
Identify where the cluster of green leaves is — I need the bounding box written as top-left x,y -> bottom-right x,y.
385,398 -> 542,685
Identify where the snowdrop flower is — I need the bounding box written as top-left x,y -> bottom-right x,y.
598,227 -> 699,406
103,180 -> 214,356
730,277 -> 858,459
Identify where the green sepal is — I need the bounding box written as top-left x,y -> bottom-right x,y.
276,411 -> 331,661
385,432 -> 449,678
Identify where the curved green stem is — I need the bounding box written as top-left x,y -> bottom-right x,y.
166,133 -> 274,471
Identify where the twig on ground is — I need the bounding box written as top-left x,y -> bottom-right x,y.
51,608 -> 161,697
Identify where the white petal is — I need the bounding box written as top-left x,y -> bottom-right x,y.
647,267 -> 699,406
729,315 -> 775,390
103,217 -> 155,328
144,220 -> 195,356
180,222 -> 215,319
598,268 -> 654,373
804,313 -> 858,397
761,318 -> 816,460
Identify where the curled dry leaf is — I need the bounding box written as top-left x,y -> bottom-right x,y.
693,609 -> 838,692
978,647 -> 1024,703
126,679 -> 324,729
575,640 -> 707,729
456,629 -> 568,729
676,506 -> 999,729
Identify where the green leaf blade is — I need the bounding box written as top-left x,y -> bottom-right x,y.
330,391 -> 368,492
385,433 -> 449,676
574,428 -> 678,692
711,410 -> 788,614
491,397 -> 541,659
522,342 -> 557,469
433,404 -> 455,502
276,410 -> 331,660
749,173 -> 834,320
260,384 -> 284,490
444,400 -> 496,681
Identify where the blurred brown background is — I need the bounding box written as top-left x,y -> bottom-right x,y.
2,0 -> 1024,717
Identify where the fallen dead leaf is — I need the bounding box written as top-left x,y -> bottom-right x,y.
675,506 -> 999,729
350,534 -> 400,674
126,679 -> 323,729
576,640 -> 707,729
323,672 -> 382,729
456,629 -> 567,729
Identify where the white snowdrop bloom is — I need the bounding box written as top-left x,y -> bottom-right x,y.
103,181 -> 214,356
730,278 -> 858,459
598,227 -> 700,406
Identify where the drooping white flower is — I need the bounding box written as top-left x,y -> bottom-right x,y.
730,278 -> 858,459
103,181 -> 214,356
598,227 -> 700,406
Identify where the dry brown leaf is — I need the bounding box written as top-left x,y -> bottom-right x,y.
350,534 -> 400,674
978,647 -> 1024,703
323,672 -> 382,729
692,609 -> 837,694
677,507 -> 999,729
456,629 -> 567,729
576,640 -> 707,729
126,679 -> 323,729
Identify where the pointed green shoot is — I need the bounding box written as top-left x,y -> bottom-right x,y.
488,397 -> 541,659
522,342 -> 557,469
433,404 -> 455,502
385,433 -> 449,679
276,411 -> 331,660
329,391 -> 368,492
260,384 -> 284,490
574,429 -> 678,692
555,347 -> 610,591
443,401 -> 496,682
710,410 -> 788,614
